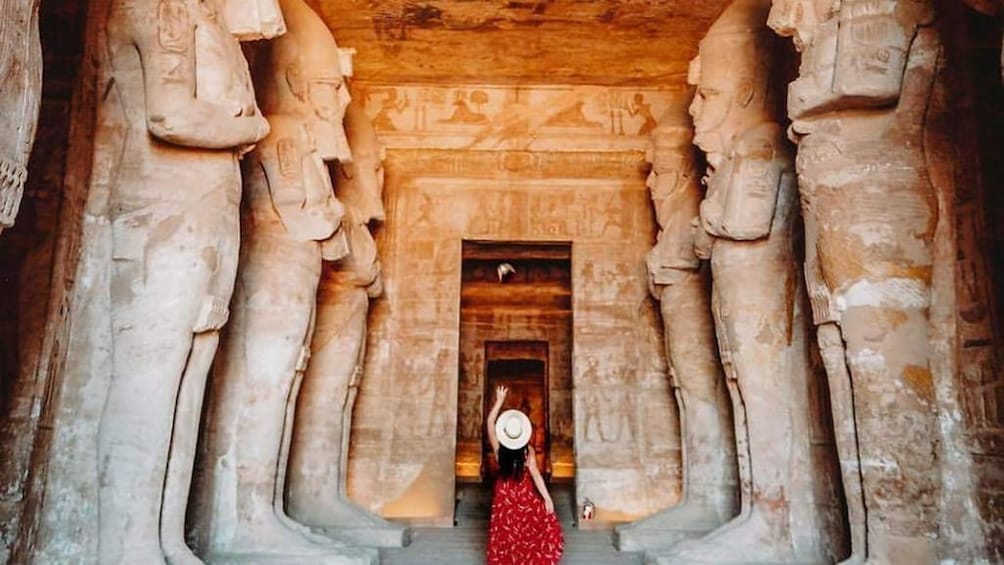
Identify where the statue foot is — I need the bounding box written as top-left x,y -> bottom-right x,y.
644,506 -> 814,564
615,502 -> 727,552
210,512 -> 351,558
308,499 -> 411,548
107,544 -> 168,565
164,540 -> 205,565
275,509 -> 344,546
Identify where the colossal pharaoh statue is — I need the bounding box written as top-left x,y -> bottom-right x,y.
191,0 -> 374,563
0,0 -> 42,234
614,107 -> 738,551
285,99 -> 409,548
768,0 -> 942,561
95,0 -> 277,563
649,0 -> 843,562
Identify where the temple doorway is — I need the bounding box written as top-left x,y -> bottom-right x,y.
483,342 -> 549,480
455,241 -> 574,489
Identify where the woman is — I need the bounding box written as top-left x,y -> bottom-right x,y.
485,385 -> 564,564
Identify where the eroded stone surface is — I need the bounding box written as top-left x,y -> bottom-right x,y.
647,0 -> 846,562
770,0 -> 944,561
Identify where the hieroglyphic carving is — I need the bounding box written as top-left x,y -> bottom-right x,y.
358,84 -> 686,150
770,0 -> 943,560
95,0 -> 275,562
385,151 -> 646,188
0,0 -> 42,234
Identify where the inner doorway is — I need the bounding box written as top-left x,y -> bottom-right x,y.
483,342 -> 549,480
455,240 -> 573,487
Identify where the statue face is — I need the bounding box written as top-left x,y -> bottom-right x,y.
688,51 -> 747,162
336,143 -> 386,223
647,152 -> 688,229
303,71 -> 352,163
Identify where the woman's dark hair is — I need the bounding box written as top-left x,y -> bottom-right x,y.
498,444 -> 527,482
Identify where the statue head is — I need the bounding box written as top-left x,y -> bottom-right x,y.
646,103 -> 697,230
335,99 -> 387,224
687,0 -> 782,162
220,0 -> 286,41
769,0 -> 934,119
258,0 -> 353,162
645,104 -> 703,290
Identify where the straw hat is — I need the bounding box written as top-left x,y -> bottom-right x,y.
495,409 -> 532,450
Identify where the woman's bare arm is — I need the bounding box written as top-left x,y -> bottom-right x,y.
527,445 -> 554,514
485,385 -> 507,459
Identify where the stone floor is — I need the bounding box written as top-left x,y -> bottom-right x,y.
380,482 -> 643,564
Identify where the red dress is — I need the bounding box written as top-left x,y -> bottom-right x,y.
485,469 -> 564,564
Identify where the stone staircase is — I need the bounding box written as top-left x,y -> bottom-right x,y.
380,482 -> 643,564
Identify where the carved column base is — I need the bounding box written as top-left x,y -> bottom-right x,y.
642,503 -> 819,565
203,547 -> 377,565
304,498 -> 411,548
614,503 -> 727,552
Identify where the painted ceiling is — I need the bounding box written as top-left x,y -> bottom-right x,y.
307,0 -> 731,86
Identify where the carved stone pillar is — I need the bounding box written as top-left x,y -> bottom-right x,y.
614,109 -> 738,552
769,1 -> 943,561
189,0 -> 375,563
94,0 -> 277,562
0,0 -> 41,234
648,0 -> 844,562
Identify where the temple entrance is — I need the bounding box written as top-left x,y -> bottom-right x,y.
455,241 -> 573,487
483,342 -> 549,480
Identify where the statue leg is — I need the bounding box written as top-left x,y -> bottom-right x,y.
98,217 -> 216,564
816,323 -> 867,564
650,243 -> 822,564
616,270 -> 738,551
811,163 -> 939,562
202,249 -> 375,564
162,331 -> 220,565
286,288 -> 408,547
839,299 -> 938,564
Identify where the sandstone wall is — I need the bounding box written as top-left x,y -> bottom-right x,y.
345,83 -> 686,524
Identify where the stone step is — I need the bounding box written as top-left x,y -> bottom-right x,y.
379,483 -> 643,564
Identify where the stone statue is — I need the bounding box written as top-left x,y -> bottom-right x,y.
614,107 -> 738,552
95,0 -> 278,563
191,0 -> 374,562
0,0 -> 42,234
648,0 -> 843,562
285,99 -> 408,548
769,0 -> 942,561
